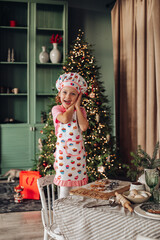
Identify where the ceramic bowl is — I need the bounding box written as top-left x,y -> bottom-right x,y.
123,190 -> 151,204
130,182 -> 145,191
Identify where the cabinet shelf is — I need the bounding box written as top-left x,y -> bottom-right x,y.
1,123 -> 28,127
36,93 -> 54,96
0,26 -> 28,30
0,93 -> 27,96
1,121 -> 26,125
0,62 -> 27,65
37,27 -> 63,32
36,62 -> 63,66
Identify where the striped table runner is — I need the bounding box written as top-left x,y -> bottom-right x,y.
53,196 -> 160,240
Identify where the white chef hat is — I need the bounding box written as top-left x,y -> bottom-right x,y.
56,72 -> 88,94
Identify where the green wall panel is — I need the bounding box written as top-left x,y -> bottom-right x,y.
68,0 -> 115,133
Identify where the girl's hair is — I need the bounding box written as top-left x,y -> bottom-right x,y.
55,94 -> 61,104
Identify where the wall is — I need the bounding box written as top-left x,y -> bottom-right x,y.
67,0 -> 116,134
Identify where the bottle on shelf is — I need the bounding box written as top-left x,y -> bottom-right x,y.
7,48 -> 11,62
11,48 -> 15,62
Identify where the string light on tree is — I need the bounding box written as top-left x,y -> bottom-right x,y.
62,29 -> 121,181
35,29 -> 121,180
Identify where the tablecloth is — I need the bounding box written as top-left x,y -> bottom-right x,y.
53,195 -> 160,240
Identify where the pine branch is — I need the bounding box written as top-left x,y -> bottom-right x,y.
152,141 -> 160,161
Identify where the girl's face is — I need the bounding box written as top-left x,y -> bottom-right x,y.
59,86 -> 79,109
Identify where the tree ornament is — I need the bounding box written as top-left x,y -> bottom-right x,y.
89,92 -> 95,98
96,101 -> 102,106
43,162 -> 48,167
94,143 -> 98,147
98,166 -> 106,173
89,85 -> 95,98
106,155 -> 110,162
90,111 -> 95,115
107,134 -> 110,141
96,113 -> 100,122
38,138 -> 43,152
85,91 -> 89,96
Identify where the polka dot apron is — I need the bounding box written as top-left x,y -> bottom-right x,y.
54,111 -> 88,187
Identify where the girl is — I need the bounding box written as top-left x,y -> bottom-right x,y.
52,72 -> 88,198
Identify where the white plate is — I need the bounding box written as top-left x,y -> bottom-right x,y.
134,204 -> 160,220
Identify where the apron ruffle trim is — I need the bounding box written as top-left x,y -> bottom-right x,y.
54,176 -> 88,187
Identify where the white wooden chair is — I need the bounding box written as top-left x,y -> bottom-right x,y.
37,175 -> 64,240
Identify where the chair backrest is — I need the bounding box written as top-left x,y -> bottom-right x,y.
37,175 -> 59,228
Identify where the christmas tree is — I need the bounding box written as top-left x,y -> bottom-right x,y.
36,29 -> 121,181
36,109 -> 56,176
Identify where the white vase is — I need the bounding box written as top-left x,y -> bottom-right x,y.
50,43 -> 61,63
39,46 -> 49,63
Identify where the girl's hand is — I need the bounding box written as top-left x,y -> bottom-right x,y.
75,93 -> 82,109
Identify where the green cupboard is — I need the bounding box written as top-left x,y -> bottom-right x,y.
0,0 -> 68,174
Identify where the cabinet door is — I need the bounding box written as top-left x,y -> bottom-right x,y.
0,125 -> 32,174
34,125 -> 44,156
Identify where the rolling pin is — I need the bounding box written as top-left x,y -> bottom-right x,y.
115,192 -> 133,213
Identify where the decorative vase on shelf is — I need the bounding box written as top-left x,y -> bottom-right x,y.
50,43 -> 61,63
39,46 -> 49,63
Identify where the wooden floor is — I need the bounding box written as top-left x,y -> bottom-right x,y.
0,211 -> 44,240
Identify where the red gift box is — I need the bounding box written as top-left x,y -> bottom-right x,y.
19,171 -> 41,200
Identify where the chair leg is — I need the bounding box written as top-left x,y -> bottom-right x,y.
44,229 -> 48,240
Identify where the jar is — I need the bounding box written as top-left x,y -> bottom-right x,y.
130,182 -> 145,191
